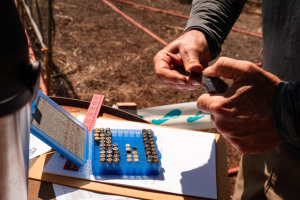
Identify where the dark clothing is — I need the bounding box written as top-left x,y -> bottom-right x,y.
263,0 -> 300,160
262,0 -> 300,82
185,0 -> 300,160
0,1 -> 28,55
185,0 -> 247,60
273,81 -> 300,160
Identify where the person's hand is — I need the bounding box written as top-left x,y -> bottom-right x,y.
153,30 -> 211,91
197,57 -> 281,154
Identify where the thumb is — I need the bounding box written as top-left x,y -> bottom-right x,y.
203,57 -> 255,80
181,50 -> 203,75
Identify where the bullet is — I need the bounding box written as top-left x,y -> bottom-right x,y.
185,71 -> 198,77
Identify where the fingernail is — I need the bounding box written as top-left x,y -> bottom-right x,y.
178,80 -> 185,84
191,81 -> 201,86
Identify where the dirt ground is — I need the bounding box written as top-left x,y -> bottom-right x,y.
26,0 -> 263,197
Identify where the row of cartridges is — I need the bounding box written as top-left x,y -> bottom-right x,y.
142,129 -> 159,163
94,127 -> 120,163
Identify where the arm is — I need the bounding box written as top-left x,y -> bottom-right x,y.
186,0 -> 247,60
154,0 -> 246,91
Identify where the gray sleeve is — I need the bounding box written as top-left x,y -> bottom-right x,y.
272,81 -> 300,142
185,0 -> 246,60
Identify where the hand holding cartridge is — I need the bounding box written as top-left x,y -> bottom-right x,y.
185,71 -> 228,94
197,57 -> 281,154
153,30 -> 211,91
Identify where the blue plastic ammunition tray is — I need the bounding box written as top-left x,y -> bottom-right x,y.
92,128 -> 162,176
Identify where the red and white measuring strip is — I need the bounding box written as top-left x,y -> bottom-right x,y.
83,94 -> 105,133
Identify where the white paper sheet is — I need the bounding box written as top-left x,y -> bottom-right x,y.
44,117 -> 217,199
53,184 -> 140,200
29,133 -> 52,159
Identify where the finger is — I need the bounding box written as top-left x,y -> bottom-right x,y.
154,51 -> 187,85
156,68 -> 187,85
210,114 -> 229,135
176,40 -> 203,74
197,93 -> 225,114
178,31 -> 210,75
188,77 -> 203,87
168,83 -> 187,91
180,46 -> 203,75
203,57 -> 254,80
165,51 -> 184,68
180,50 -> 203,85
167,83 -> 180,90
202,66 -> 218,77
179,47 -> 205,87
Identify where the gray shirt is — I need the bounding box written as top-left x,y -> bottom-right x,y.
185,0 -> 300,159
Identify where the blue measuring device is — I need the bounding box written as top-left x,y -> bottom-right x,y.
30,91 -> 89,167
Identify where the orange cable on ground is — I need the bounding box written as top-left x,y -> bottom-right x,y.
112,0 -> 189,19
231,27 -> 262,39
102,0 -> 168,46
25,30 -> 48,95
110,0 -> 263,39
